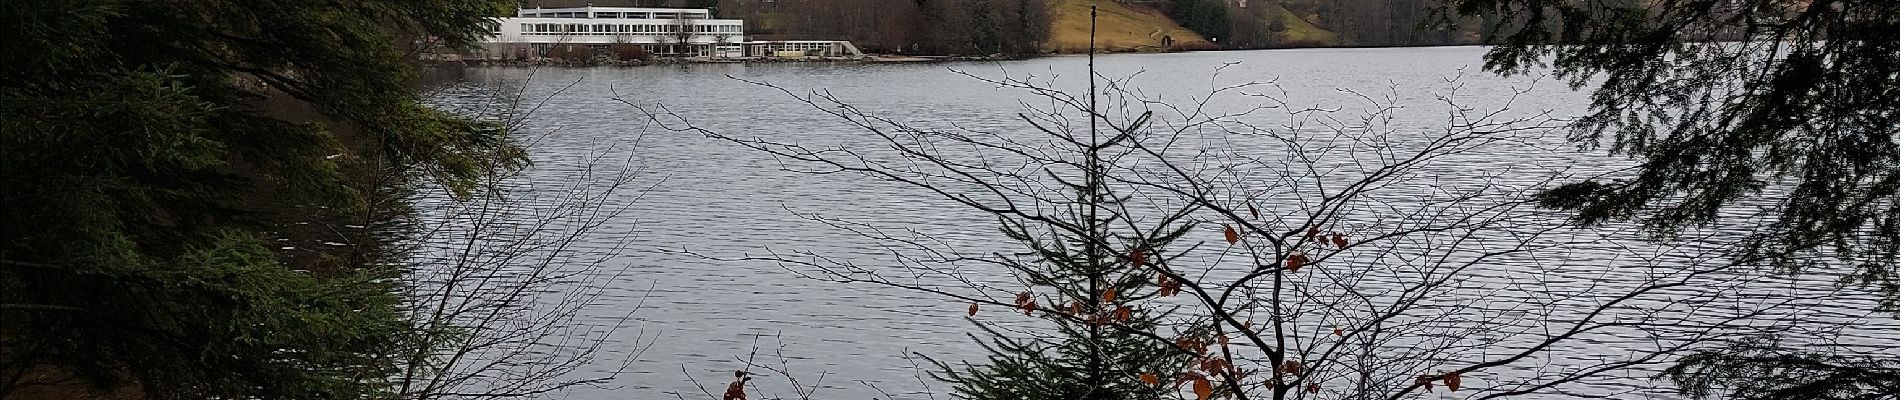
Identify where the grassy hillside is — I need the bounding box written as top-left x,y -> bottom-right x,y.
1045,0 -> 1211,53
1246,3 -> 1338,47
1046,1 -> 1342,53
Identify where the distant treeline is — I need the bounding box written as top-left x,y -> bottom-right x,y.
519,0 -> 1478,54
719,0 -> 1051,55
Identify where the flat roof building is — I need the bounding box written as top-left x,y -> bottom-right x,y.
477,6 -> 864,61
483,6 -> 746,58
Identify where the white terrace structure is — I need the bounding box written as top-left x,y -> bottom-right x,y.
485,6 -> 747,58
480,6 -> 864,60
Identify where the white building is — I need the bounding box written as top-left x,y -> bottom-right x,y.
484,6 -> 746,58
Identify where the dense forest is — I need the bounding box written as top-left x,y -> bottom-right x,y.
522,0 -> 1478,54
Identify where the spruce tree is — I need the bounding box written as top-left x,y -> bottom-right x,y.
928,5 -> 1203,397
930,184 -> 1201,400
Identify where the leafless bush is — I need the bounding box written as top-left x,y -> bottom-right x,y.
390,75 -> 660,399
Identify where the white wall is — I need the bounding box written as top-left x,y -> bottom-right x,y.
489,17 -> 745,45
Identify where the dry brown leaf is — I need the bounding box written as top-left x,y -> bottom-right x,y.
1286,252 -> 1309,272
1278,360 -> 1303,375
723,376 -> 748,400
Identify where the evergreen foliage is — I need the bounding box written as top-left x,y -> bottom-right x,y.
931,185 -> 1197,400
925,50 -> 1196,396
1167,0 -> 1233,43
1447,1 -> 1899,399
1667,335 -> 1900,400
1451,0 -> 1898,298
0,0 -> 515,397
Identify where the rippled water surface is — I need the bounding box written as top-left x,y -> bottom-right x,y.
427,47 -> 1898,399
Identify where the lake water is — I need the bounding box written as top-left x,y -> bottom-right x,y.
426,47 -> 1898,399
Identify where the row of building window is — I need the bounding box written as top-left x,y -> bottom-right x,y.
751,42 -> 837,51
520,23 -> 741,35
521,11 -> 709,19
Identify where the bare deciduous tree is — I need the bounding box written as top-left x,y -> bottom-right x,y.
622,58 -> 1840,398
390,76 -> 661,399
669,15 -> 700,56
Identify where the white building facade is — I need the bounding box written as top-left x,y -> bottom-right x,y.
484,6 -> 746,58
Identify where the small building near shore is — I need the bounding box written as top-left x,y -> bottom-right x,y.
481,6 -> 747,59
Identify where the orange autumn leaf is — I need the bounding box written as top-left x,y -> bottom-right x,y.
1416,375 -> 1435,391
1157,274 -> 1182,297
1192,375 -> 1213,400
723,375 -> 748,400
1113,305 -> 1132,322
967,303 -> 978,316
1307,227 -> 1321,239
1278,360 -> 1303,375
1139,372 -> 1160,386
1020,300 -> 1037,315
1177,337 -> 1206,355
1445,372 -> 1463,392
1285,252 -> 1309,272
1223,224 -> 1239,245
1331,232 -> 1349,248
1130,248 -> 1147,266
1333,327 -> 1344,337
1200,357 -> 1230,374
1102,288 -> 1117,303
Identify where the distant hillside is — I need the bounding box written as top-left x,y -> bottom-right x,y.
1233,3 -> 1337,47
1046,0 -> 1475,53
1045,0 -> 1210,52
509,1 -> 1469,55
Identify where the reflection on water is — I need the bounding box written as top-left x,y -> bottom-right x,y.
426,47 -> 1898,399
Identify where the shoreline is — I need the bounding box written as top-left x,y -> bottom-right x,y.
434,54 -> 1035,67
432,43 -> 1493,68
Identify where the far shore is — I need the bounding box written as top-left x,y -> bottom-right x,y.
432,43 -> 1496,68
